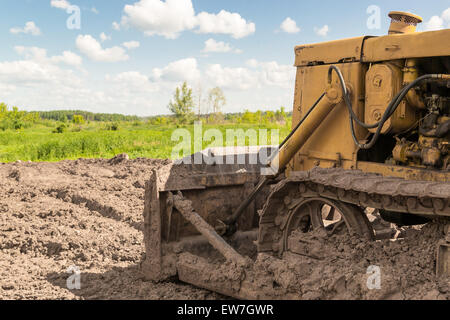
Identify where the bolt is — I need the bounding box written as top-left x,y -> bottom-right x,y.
373,110 -> 382,121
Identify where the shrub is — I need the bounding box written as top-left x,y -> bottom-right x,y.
72,115 -> 85,125
53,124 -> 67,134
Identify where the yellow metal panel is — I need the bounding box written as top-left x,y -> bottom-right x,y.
362,29 -> 450,62
290,62 -> 368,173
357,161 -> 450,182
294,37 -> 369,67
365,62 -> 420,133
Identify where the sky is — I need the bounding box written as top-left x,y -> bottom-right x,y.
0,0 -> 449,116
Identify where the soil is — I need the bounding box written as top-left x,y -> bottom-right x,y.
0,155 -> 448,300
0,156 -> 220,300
249,222 -> 450,300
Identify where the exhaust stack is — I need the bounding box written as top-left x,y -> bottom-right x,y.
388,11 -> 423,34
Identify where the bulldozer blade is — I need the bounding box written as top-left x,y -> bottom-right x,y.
176,253 -> 301,300
437,240 -> 450,277
141,146 -> 276,282
172,192 -> 248,267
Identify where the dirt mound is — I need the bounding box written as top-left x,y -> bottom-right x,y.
0,158 -> 219,300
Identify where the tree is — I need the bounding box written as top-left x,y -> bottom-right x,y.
275,106 -> 288,124
208,87 -> 226,115
73,115 -> 85,125
195,83 -> 204,118
168,82 -> 195,123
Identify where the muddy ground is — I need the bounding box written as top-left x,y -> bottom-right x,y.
0,156 -> 448,300
0,156 -> 221,300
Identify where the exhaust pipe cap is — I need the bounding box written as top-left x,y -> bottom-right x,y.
388,11 -> 423,34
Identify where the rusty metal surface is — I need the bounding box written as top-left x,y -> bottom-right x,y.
294,37 -> 369,67
357,161 -> 450,182
437,240 -> 450,276
362,29 -> 450,62
293,167 -> 449,214
172,192 -> 248,266
142,161 -> 270,281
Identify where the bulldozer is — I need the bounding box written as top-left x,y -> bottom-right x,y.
142,11 -> 450,299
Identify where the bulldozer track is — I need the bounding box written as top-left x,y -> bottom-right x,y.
258,167 -> 450,254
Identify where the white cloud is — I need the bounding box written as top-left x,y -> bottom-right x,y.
202,38 -> 241,53
425,16 -> 444,30
280,17 -> 300,34
152,58 -> 200,82
0,46 -> 82,88
106,71 -> 158,93
0,52 -> 295,116
14,46 -> 48,62
10,21 -> 42,36
121,0 -> 197,39
119,0 -> 255,39
195,10 -> 255,39
314,25 -> 329,37
14,46 -> 83,68
205,64 -> 257,90
51,51 -> 83,67
246,60 -> 295,89
0,46 -> 157,115
50,0 -> 71,10
107,71 -> 148,85
425,8 -> 450,30
203,59 -> 294,91
76,35 -> 129,62
443,8 -> 450,21
112,22 -> 121,31
246,59 -> 259,68
100,32 -> 111,42
149,58 -> 293,92
122,41 -> 141,50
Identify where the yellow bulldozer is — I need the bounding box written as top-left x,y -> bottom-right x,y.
142,11 -> 450,299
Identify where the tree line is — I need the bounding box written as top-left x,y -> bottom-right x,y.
38,110 -> 140,122
0,82 -> 291,132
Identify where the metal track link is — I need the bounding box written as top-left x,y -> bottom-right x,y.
258,167 -> 450,254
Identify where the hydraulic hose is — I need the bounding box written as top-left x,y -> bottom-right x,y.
329,65 -> 449,150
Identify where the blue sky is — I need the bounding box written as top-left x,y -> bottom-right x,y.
0,0 -> 449,116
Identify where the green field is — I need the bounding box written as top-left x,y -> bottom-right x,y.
0,121 -> 291,163
0,103 -> 292,162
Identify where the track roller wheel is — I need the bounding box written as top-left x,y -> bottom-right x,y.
282,197 -> 375,255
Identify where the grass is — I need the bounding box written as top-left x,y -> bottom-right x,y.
0,121 -> 291,163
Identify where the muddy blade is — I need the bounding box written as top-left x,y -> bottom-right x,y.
177,253 -> 301,300
141,147 -> 275,282
177,253 -> 248,299
437,240 -> 450,277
